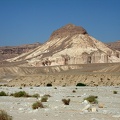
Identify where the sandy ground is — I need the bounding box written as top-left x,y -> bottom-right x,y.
0,86 -> 120,120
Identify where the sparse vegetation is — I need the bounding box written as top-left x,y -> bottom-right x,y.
72,90 -> 76,93
43,94 -> 51,97
46,83 -> 52,87
76,83 -> 86,86
41,95 -> 48,102
84,95 -> 98,104
11,91 -> 31,97
62,99 -> 70,105
32,94 -> 40,99
62,85 -> 66,87
0,110 -> 12,120
19,87 -> 22,89
113,91 -> 118,94
0,91 -> 8,96
32,101 -> 44,109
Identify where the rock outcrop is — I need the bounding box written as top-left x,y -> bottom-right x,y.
7,24 -> 120,66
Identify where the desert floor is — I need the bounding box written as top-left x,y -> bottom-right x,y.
0,86 -> 120,120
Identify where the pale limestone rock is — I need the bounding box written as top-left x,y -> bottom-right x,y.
98,103 -> 104,108
82,104 -> 91,112
7,24 -> 120,66
91,107 -> 97,112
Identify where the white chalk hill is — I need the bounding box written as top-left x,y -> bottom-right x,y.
8,24 -> 120,66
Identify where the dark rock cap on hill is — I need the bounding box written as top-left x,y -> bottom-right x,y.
50,24 -> 88,40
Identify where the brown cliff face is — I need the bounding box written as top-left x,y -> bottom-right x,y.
0,42 -> 41,61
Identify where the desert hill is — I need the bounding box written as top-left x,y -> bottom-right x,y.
7,24 -> 120,66
0,24 -> 120,87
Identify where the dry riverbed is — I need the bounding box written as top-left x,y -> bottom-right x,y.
0,86 -> 120,120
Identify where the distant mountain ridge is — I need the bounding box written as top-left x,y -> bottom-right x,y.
7,24 -> 120,66
0,42 -> 41,61
106,40 -> 120,51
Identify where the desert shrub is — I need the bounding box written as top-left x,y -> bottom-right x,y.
62,85 -> 66,87
46,83 -> 52,87
76,83 -> 86,86
32,101 -> 44,109
41,95 -> 48,102
72,90 -> 76,93
0,91 -> 8,96
62,99 -> 70,105
19,87 -> 22,89
32,94 -> 40,99
0,110 -> 12,120
113,91 -> 118,94
43,94 -> 51,97
11,91 -> 31,97
84,95 -> 98,104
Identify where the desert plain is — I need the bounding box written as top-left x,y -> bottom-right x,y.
0,86 -> 120,120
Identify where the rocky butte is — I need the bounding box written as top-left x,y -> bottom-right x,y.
7,24 -> 120,67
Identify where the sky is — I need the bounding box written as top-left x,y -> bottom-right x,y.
0,0 -> 120,46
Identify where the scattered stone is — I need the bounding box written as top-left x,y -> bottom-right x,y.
82,100 -> 89,105
91,107 -> 97,112
98,103 -> 104,108
55,114 -> 59,117
103,110 -> 108,114
18,108 -> 24,111
33,109 -> 38,113
112,115 -> 120,118
91,118 -> 99,120
82,104 -> 91,112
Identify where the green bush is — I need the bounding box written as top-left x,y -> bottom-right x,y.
0,110 -> 12,120
76,83 -> 86,86
62,99 -> 70,105
11,91 -> 31,97
41,96 -> 48,102
0,91 -> 8,96
113,91 -> 118,94
32,94 -> 40,99
84,95 -> 98,104
32,101 -> 44,109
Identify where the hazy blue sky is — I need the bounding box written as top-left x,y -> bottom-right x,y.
0,0 -> 120,46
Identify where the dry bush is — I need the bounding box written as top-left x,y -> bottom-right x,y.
62,99 -> 70,105
84,95 -> 98,104
0,110 -> 12,120
11,91 -> 31,97
76,83 -> 86,86
32,101 -> 44,109
41,96 -> 48,102
32,94 -> 40,99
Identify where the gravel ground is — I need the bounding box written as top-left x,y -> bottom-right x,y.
0,86 -> 120,120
